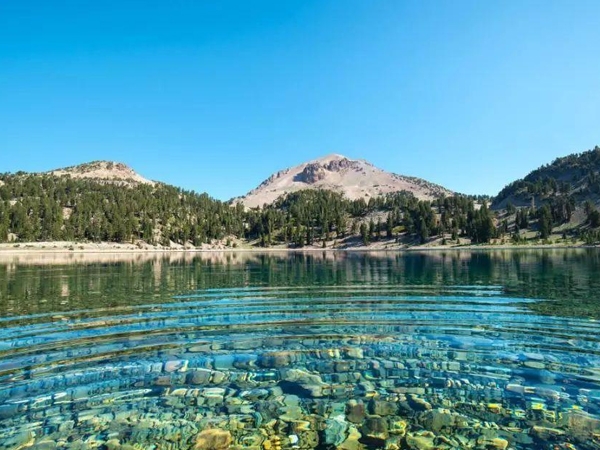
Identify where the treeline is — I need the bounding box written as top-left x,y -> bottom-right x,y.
505,197 -> 600,244
0,173 -> 502,247
244,190 -> 497,247
494,146 -> 600,206
0,174 -> 244,245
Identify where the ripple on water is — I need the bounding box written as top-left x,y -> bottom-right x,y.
0,285 -> 599,449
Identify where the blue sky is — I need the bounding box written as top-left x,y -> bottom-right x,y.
1,1 -> 599,200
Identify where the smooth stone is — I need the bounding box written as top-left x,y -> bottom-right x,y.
345,400 -> 366,424
189,369 -> 212,384
530,426 -> 565,439
404,432 -> 435,450
486,438 -> 509,450
419,409 -> 455,433
505,384 -> 525,395
361,415 -> 389,443
195,429 -> 232,450
408,395 -> 432,411
0,404 -> 19,420
105,439 -> 121,450
212,371 -> 227,384
345,348 -> 364,359
368,399 -> 397,416
324,415 -> 349,446
337,425 -> 362,450
0,431 -> 34,450
257,351 -> 294,368
164,359 -> 188,372
390,419 -> 407,437
523,361 -> 545,369
213,355 -> 235,370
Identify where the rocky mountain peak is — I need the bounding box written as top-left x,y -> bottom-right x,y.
237,154 -> 452,208
47,160 -> 155,186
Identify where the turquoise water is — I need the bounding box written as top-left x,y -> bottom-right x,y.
0,250 -> 599,449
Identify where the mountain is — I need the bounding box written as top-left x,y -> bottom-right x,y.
47,161 -> 155,186
493,146 -> 600,209
0,164 -> 239,247
237,154 -> 452,208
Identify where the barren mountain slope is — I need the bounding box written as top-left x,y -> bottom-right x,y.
238,154 -> 452,208
48,161 -> 155,186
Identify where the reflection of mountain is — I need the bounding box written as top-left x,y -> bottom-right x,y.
0,250 -> 599,319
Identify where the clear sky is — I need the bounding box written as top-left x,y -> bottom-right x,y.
1,1 -> 599,200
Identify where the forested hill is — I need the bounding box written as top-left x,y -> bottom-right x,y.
0,172 -> 245,245
0,168 -> 494,248
493,146 -> 600,209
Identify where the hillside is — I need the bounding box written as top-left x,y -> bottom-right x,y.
237,154 -> 452,208
0,161 -> 493,249
2,148 -> 600,250
47,160 -> 155,186
493,146 -> 600,209
0,168 -> 242,247
488,146 -> 600,246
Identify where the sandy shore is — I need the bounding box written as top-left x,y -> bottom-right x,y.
0,239 -> 592,255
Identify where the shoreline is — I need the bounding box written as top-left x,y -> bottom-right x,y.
0,241 -> 596,255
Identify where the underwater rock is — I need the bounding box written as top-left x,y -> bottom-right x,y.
360,415 -> 388,446
30,441 -> 58,450
345,400 -> 366,423
195,428 -> 232,450
368,398 -> 397,416
189,369 -> 213,385
337,425 -> 363,450
164,359 -> 188,372
403,431 -> 436,450
213,355 -> 235,370
419,408 -> 457,433
104,439 -> 121,450
530,425 -> 565,440
407,395 -> 432,411
389,419 -> 407,437
483,437 -> 509,450
0,404 -> 19,420
324,415 -> 349,446
0,430 -> 35,450
203,387 -> 226,406
257,351 -> 295,368
561,411 -> 600,442
279,368 -> 325,398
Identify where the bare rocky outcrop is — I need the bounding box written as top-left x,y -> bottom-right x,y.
47,160 -> 155,186
237,154 -> 452,208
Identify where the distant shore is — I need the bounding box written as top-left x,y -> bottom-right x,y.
0,240 -> 593,254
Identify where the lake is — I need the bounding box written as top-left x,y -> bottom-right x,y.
0,250 -> 599,450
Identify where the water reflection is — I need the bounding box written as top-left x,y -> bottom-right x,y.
1,249 -> 600,319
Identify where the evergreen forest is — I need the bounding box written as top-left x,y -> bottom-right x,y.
0,173 -> 497,247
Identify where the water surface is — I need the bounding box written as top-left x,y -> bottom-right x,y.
0,250 -> 599,449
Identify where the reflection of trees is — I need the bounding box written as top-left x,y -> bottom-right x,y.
0,249 -> 599,319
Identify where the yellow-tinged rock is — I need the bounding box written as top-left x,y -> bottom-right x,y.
336,425 -> 363,450
487,437 -> 509,450
390,419 -> 407,436
195,429 -> 232,450
487,403 -> 502,414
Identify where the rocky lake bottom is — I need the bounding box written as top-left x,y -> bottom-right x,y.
0,250 -> 599,450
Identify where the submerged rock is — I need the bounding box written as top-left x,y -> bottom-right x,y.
323,415 -> 349,446
345,400 -> 366,424
337,425 -> 363,450
195,429 -> 232,450
360,415 -> 388,446
403,431 -> 436,450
